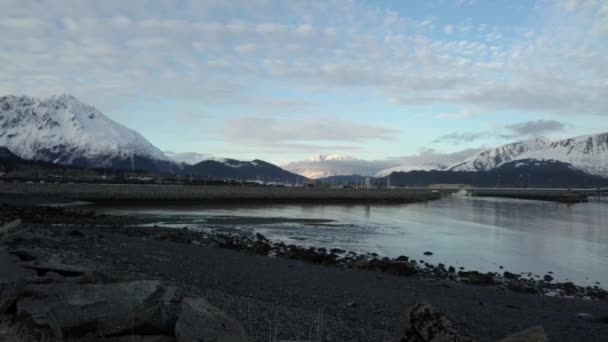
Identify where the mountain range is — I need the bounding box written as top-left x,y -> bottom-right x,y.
384,159 -> 608,188
1,94 -> 607,186
288,134 -> 608,181
0,95 -> 306,183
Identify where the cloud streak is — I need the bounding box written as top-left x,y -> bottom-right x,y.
433,119 -> 568,144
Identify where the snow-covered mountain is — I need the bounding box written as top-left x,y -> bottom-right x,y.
450,133 -> 608,177
375,148 -> 483,177
0,95 -> 175,173
283,155 -> 396,179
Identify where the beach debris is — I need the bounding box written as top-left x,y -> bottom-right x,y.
498,326 -> 548,342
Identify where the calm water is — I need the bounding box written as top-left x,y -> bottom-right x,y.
99,195 -> 608,286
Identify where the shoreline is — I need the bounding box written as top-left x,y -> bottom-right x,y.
2,204 -> 608,341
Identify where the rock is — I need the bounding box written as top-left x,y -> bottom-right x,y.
499,326 -> 548,342
18,261 -> 90,277
255,232 -> 267,241
252,241 -> 271,255
458,271 -> 495,285
175,297 -> 250,342
353,259 -> 370,270
397,304 -> 472,341
16,280 -> 179,339
576,313 -> 594,320
0,247 -> 37,286
68,229 -> 85,238
346,300 -> 358,308
543,274 -> 554,282
396,255 -> 409,262
506,281 -> 539,295
503,271 -> 520,280
385,261 -> 417,276
561,282 -> 578,296
10,249 -> 37,262
448,266 -> 456,273
423,251 -> 434,256
0,219 -> 23,239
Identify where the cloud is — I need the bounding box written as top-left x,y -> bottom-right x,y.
0,0 -> 603,120
433,119 -> 568,145
376,147 -> 485,176
432,132 -> 490,144
225,116 -> 400,145
504,120 -> 565,136
282,147 -> 487,178
163,151 -> 213,165
282,156 -> 399,179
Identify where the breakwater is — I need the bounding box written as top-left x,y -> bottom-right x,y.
0,183 -> 441,204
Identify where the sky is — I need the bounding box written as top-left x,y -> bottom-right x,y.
1,0 -> 607,165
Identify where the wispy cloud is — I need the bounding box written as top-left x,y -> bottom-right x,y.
434,119 -> 568,144
504,120 -> 565,136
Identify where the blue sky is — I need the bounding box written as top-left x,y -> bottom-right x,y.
1,0 -> 607,164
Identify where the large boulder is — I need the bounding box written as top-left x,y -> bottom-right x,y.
175,297 -> 250,342
0,247 -> 36,285
499,326 -> 548,342
396,304 -> 472,342
16,280 -> 181,339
